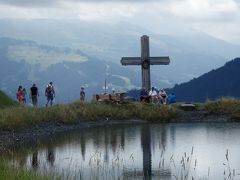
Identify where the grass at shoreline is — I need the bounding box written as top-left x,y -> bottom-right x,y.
0,101 -> 176,129
205,98 -> 240,119
1,98 -> 240,130
0,160 -> 53,180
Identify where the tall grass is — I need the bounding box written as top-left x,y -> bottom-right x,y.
0,159 -> 54,180
0,102 -> 176,129
205,98 -> 240,120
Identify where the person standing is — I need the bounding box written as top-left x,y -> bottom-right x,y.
16,85 -> 24,107
45,82 -> 55,107
22,88 -> 27,105
30,84 -> 39,107
80,87 -> 85,102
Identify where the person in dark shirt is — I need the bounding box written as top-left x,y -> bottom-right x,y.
80,87 -> 85,102
140,87 -> 150,103
30,84 -> 39,107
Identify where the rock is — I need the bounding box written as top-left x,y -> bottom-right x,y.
179,103 -> 197,111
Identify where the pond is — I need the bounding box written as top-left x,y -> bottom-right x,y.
6,123 -> 240,179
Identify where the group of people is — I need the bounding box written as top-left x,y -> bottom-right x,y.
140,87 -> 176,104
16,82 -> 55,107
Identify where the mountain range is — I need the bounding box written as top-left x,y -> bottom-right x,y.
1,19 -> 240,85
1,19 -> 240,103
0,37 -> 141,104
169,57 -> 240,102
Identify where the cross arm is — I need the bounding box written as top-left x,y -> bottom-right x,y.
121,57 -> 141,66
150,57 -> 170,65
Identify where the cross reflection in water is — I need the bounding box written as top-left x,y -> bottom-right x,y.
12,124 -> 172,179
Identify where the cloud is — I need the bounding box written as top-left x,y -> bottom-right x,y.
0,0 -> 168,8
0,0 -> 239,44
0,0 -> 57,7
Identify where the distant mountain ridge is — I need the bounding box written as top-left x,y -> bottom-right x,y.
0,37 -> 142,104
1,19 -> 239,85
169,58 -> 240,102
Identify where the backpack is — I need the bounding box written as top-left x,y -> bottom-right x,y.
45,85 -> 52,94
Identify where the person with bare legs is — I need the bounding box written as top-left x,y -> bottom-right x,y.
16,85 -> 24,107
45,82 -> 55,107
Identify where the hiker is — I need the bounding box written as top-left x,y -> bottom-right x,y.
159,88 -> 168,105
45,82 -> 55,107
149,87 -> 158,103
30,84 -> 39,107
22,88 -> 27,105
16,85 -> 24,107
140,87 -> 150,103
168,93 -> 176,104
80,87 -> 85,102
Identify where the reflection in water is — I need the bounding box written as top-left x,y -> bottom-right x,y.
120,129 -> 125,150
104,129 -> 109,163
6,123 -> 240,179
46,147 -> 55,166
110,129 -> 118,154
160,124 -> 167,150
80,133 -> 86,160
31,152 -> 38,169
141,124 -> 152,180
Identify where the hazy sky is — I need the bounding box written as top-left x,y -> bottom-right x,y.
0,0 -> 240,44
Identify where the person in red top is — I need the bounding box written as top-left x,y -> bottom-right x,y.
16,85 -> 24,107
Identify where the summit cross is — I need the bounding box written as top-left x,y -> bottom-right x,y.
121,35 -> 170,91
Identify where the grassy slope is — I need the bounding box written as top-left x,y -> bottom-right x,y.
7,44 -> 88,69
0,90 -> 17,108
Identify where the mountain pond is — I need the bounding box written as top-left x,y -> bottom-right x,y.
6,123 -> 240,179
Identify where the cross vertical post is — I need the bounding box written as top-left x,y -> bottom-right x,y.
141,35 -> 151,91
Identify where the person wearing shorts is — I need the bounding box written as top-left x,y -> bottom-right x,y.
45,82 -> 55,107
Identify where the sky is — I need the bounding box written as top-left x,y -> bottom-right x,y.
0,0 -> 240,44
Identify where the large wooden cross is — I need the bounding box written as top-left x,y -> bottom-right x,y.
121,35 -> 170,91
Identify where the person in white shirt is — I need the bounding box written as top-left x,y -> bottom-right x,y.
159,88 -> 168,104
149,87 -> 158,103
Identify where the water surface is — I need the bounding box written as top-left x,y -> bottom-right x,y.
7,123 -> 240,179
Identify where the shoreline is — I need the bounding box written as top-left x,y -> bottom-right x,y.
0,109 -> 236,152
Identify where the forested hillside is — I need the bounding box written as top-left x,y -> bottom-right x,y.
169,58 -> 240,102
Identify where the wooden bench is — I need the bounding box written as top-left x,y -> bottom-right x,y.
92,93 -> 125,104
